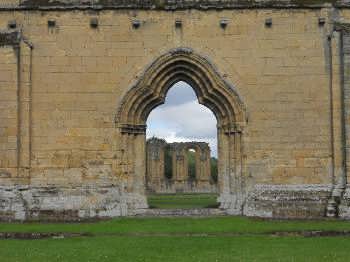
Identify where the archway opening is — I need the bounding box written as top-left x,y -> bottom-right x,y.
115,49 -> 246,215
146,81 -> 219,209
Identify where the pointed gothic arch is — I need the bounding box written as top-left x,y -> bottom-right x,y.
115,48 -> 247,214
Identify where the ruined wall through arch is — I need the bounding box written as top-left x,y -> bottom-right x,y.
146,138 -> 217,194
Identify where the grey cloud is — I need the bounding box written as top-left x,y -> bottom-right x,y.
163,81 -> 198,106
146,81 -> 218,157
148,101 -> 217,138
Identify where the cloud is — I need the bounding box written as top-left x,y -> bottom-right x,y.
162,82 -> 198,106
147,101 -> 217,139
146,82 -> 218,157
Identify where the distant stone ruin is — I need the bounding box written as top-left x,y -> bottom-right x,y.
146,138 -> 217,194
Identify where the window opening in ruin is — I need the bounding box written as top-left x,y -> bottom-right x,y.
146,81 -> 218,209
164,145 -> 173,180
187,148 -> 196,181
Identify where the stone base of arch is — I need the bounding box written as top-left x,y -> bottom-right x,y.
0,183 -> 334,220
243,185 -> 332,219
0,184 -> 149,221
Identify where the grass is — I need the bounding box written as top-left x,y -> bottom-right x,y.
1,216 -> 350,261
2,216 -> 350,234
1,235 -> 350,262
147,193 -> 219,209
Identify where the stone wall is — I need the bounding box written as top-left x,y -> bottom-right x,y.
146,138 -> 217,194
1,2 -> 350,220
146,138 -> 167,193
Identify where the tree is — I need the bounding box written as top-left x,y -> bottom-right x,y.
164,146 -> 173,179
210,157 -> 218,183
187,150 -> 196,180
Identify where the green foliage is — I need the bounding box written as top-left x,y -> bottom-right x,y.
164,148 -> 217,183
164,147 -> 173,179
187,150 -> 196,179
210,157 -> 218,182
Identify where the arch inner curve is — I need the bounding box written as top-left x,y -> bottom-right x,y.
116,48 -> 246,134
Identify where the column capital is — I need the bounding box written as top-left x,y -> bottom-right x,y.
117,123 -> 146,135
219,123 -> 244,134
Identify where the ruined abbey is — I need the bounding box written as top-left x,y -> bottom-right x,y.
146,137 -> 217,193
3,0 -> 350,220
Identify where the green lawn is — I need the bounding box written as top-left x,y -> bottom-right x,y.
147,193 -> 219,209
1,216 -> 350,261
2,235 -> 350,262
2,216 -> 350,234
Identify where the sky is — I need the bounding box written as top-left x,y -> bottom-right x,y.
146,81 -> 218,157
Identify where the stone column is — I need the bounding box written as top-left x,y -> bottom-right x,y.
171,144 -> 187,191
325,29 -> 346,217
335,24 -> 350,218
201,144 -> 212,192
116,124 -> 149,214
17,39 -> 34,181
197,144 -> 211,181
146,138 -> 166,192
218,124 -> 245,215
0,32 -> 32,180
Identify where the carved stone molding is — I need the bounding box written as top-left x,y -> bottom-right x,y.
1,0 -> 346,11
115,48 -> 246,129
116,48 -> 247,214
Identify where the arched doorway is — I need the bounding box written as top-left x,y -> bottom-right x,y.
115,48 -> 246,214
